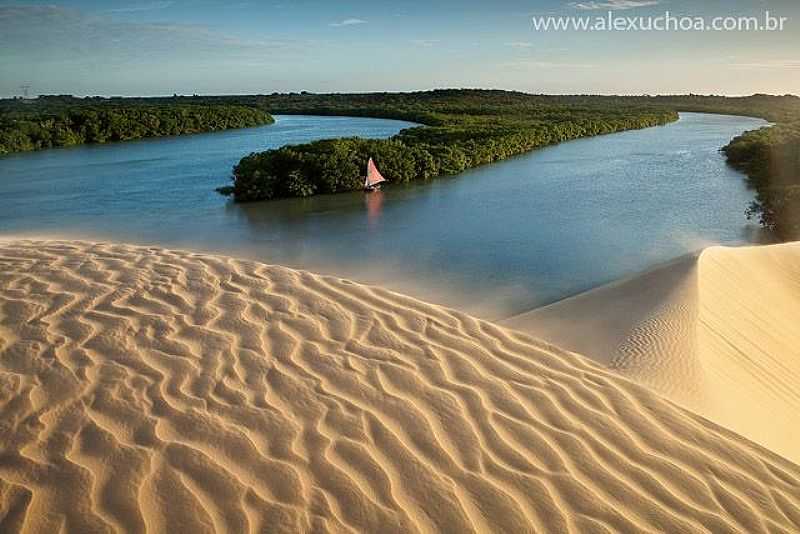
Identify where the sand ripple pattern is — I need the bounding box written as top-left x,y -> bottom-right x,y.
0,240 -> 799,533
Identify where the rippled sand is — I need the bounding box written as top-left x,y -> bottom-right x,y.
1,240 -> 799,533
505,243 -> 800,464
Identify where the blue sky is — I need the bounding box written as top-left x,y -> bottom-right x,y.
0,0 -> 797,97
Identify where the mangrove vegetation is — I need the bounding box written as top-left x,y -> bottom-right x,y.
217,90 -> 679,201
0,97 -> 273,154
724,121 -> 800,240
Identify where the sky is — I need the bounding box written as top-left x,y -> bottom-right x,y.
0,0 -> 797,97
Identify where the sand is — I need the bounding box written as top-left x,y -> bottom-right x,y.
1,240 -> 799,533
505,242 -> 800,465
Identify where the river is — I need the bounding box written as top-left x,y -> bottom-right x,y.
0,112 -> 767,318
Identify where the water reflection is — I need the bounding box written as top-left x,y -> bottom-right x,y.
365,191 -> 385,228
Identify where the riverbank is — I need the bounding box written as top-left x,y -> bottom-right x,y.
0,238 -> 798,532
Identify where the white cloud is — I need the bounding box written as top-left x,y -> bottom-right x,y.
569,0 -> 659,10
505,42 -> 534,48
329,18 -> 367,27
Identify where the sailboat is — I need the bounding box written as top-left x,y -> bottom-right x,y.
363,157 -> 387,192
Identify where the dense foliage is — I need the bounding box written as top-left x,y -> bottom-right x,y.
219,90 -> 678,201
0,99 -> 273,154
724,122 -> 800,239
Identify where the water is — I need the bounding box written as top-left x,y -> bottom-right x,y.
0,112 -> 767,319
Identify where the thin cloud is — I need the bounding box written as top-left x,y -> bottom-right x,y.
730,60 -> 800,70
410,39 -> 440,47
569,0 -> 660,10
505,42 -> 534,48
329,18 -> 367,27
108,2 -> 174,13
0,5 -> 305,62
502,59 -> 595,70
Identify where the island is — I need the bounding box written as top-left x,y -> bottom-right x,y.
218,90 -> 680,201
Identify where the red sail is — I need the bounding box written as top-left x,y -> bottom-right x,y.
365,158 -> 388,187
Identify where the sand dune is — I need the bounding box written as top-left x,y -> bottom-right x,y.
1,240 -> 799,533
505,243 -> 800,464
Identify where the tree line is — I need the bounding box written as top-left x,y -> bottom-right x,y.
724,122 -> 800,239
0,100 -> 273,155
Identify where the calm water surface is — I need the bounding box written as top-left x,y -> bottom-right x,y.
0,113 -> 767,318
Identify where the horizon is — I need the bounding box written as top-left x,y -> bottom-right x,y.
2,0 -> 798,98
7,88 -> 800,100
